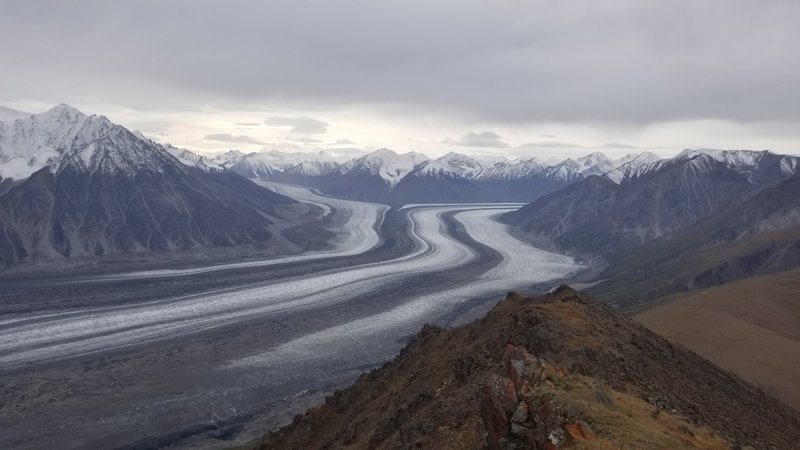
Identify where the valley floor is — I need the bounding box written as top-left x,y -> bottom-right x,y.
0,183 -> 582,449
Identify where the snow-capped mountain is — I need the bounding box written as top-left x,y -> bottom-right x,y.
211,147 -> 659,203
214,149 -> 340,178
502,148 -> 800,258
400,151 -> 430,165
210,149 -> 245,166
162,143 -> 224,172
201,142 -> 800,206
340,148 -> 420,187
675,148 -> 800,184
0,104 -> 118,180
573,152 -> 616,176
613,151 -> 662,168
411,152 -> 484,179
604,152 -> 664,184
0,105 -> 324,271
0,104 -> 228,180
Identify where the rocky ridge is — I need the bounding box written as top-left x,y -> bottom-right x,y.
252,287 -> 800,449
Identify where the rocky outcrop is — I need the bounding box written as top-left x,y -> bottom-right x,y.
479,345 -> 602,449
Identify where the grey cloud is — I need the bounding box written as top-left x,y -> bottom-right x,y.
264,116 -> 328,134
519,141 -> 657,150
288,136 -> 322,144
596,142 -> 663,150
519,141 -> 582,149
332,139 -> 357,146
235,122 -> 261,127
451,131 -> 509,148
205,133 -> 265,145
1,1 -> 799,125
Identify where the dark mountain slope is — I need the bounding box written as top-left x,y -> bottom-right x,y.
502,154 -> 758,259
500,175 -> 619,255
387,173 -> 489,204
588,172 -> 800,307
501,150 -> 800,262
252,287 -> 800,449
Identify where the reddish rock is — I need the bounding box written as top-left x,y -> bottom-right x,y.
479,374 -> 518,448
487,374 -> 519,416
501,344 -> 543,389
563,420 -> 597,442
541,365 -> 568,381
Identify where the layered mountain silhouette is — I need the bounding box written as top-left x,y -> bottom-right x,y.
589,170 -> 800,306
212,148 -> 653,204
502,149 -> 800,259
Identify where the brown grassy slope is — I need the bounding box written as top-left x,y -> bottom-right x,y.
247,287 -> 800,449
634,267 -> 800,412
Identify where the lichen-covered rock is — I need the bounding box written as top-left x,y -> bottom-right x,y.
479,374 -> 517,448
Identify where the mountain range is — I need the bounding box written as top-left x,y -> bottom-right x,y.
0,105 -> 324,271
209,147 -> 664,203
587,168 -> 800,307
4,104 -> 799,279
502,149 -> 800,259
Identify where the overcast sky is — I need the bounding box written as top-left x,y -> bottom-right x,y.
2,0 -> 799,159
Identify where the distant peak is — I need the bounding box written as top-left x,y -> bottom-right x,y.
578,151 -> 610,161
371,148 -> 398,155
35,104 -> 90,124
438,151 -> 473,161
48,103 -> 84,115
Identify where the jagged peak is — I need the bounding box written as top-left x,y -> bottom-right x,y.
366,148 -> 401,158
437,151 -> 478,162
677,147 -> 773,160
400,150 -> 430,160
576,151 -> 611,163
43,103 -> 86,117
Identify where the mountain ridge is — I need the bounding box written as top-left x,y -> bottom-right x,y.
252,287 -> 800,449
209,145 -> 800,205
588,171 -> 800,307
501,150 -> 800,260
